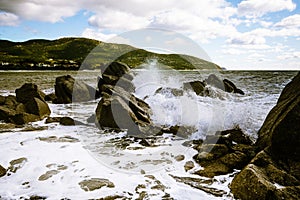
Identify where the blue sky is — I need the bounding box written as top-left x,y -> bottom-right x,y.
0,0 -> 300,70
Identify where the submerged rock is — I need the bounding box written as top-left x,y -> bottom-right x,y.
231,72 -> 300,200
183,81 -> 207,96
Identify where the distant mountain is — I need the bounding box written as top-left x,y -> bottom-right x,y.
0,37 -> 221,70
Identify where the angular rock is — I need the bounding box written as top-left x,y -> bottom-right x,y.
25,97 -> 51,118
15,83 -> 46,103
205,74 -> 225,90
0,164 -> 6,177
223,79 -> 245,95
54,75 -> 96,104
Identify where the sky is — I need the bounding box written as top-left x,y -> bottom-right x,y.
0,0 -> 300,70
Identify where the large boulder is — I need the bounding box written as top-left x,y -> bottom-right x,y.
231,72 -> 300,199
95,85 -> 153,137
54,75 -> 96,104
24,97 -> 51,118
15,83 -> 46,103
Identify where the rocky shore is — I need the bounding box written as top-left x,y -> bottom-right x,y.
0,62 -> 299,199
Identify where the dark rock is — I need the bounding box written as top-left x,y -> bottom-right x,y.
184,161 -> 195,171
54,75 -> 96,103
102,74 -> 135,92
220,128 -> 253,145
102,61 -> 131,78
25,97 -> 51,118
87,114 -> 96,123
205,74 -> 225,90
231,73 -> 300,200
0,106 -> 16,123
183,81 -> 207,96
15,83 -> 46,103
10,113 -> 40,125
0,164 -> 6,177
95,86 -> 152,136
79,178 -> 115,191
44,93 -> 57,102
59,117 -> 76,126
223,79 -> 245,95
4,95 -> 18,109
162,125 -> 197,138
45,117 -> 61,124
0,95 -> 5,105
256,72 -> 300,154
195,161 -> 230,178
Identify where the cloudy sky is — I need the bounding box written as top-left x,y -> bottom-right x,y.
0,0 -> 300,70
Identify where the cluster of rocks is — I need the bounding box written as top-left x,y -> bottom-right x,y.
155,74 -> 244,99
0,83 -> 51,125
192,127 -> 255,178
230,72 -> 300,199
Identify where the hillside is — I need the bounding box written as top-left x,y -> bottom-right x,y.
0,37 -> 221,70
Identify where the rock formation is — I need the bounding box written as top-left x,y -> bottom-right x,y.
230,72 -> 300,199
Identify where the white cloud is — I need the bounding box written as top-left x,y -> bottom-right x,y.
0,12 -> 19,26
278,51 -> 300,60
81,28 -> 116,41
238,0 -> 296,17
0,0 -> 84,23
275,14 -> 300,28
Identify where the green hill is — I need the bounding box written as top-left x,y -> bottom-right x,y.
0,37 -> 221,70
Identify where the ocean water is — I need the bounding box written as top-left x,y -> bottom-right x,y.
0,68 -> 297,199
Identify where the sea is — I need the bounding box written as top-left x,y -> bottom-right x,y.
0,67 -> 298,199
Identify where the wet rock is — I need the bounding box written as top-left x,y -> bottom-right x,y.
0,106 -> 16,123
59,117 -> 76,126
183,81 -> 207,96
15,83 -> 46,103
0,164 -> 6,177
162,125 -> 197,138
184,161 -> 195,171
205,74 -> 244,95
170,175 -> 226,197
231,73 -> 300,199
11,113 -> 41,125
79,178 -> 115,191
45,117 -> 61,123
155,87 -> 184,97
223,79 -> 245,95
7,157 -> 27,174
193,128 -> 255,177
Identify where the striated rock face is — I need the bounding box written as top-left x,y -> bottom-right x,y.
231,72 -> 300,200
54,75 -> 96,104
0,83 -> 51,125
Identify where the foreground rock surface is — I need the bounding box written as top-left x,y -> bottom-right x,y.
231,72 -> 300,200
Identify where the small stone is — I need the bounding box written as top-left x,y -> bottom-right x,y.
175,155 -> 185,162
140,169 -> 146,174
184,161 -> 195,171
